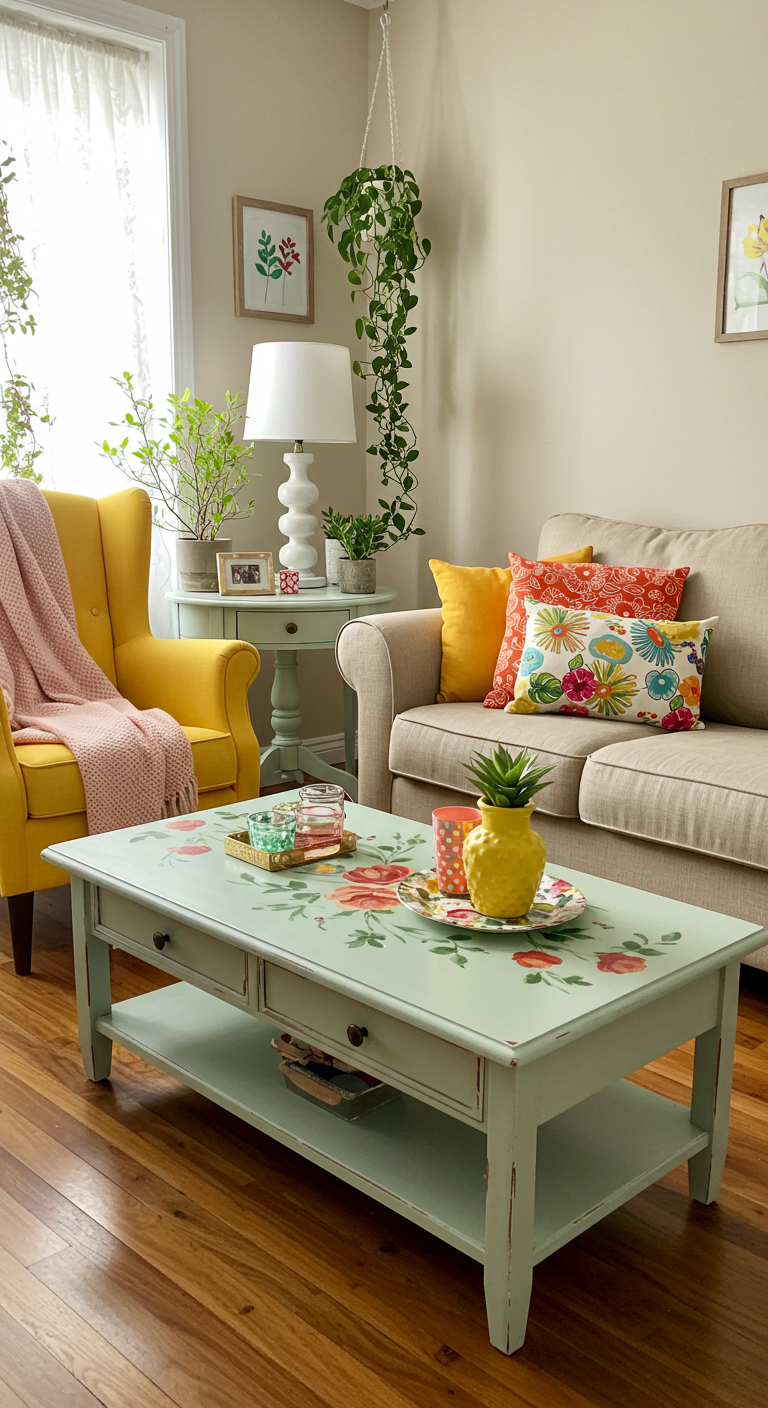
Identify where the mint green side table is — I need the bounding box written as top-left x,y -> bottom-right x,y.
166,585 -> 397,799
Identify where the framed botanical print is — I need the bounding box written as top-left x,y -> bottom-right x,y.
217,551 -> 275,596
715,172 -> 768,342
232,195 -> 314,323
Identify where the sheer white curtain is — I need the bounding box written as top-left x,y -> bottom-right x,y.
0,7 -> 174,635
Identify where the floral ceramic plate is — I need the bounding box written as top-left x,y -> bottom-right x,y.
396,871 -> 586,933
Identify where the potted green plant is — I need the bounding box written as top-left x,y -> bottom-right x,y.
0,143 -> 49,484
322,163 -> 430,553
333,513 -> 389,594
462,747 -> 555,918
101,372 -> 255,592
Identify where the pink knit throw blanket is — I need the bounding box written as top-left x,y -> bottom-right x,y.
0,479 -> 197,834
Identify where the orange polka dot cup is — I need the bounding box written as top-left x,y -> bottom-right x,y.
432,806 -> 482,895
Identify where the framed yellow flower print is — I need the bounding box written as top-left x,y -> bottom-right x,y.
715,172 -> 768,341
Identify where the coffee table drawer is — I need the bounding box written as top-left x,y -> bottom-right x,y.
260,962 -> 484,1122
96,891 -> 248,1001
237,610 -> 349,647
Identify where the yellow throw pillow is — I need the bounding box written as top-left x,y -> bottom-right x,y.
430,547 -> 593,703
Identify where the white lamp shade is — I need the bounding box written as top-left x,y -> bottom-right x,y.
244,341 -> 357,443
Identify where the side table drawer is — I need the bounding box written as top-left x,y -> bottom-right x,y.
236,609 -> 349,647
96,891 -> 248,1002
260,962 -> 484,1122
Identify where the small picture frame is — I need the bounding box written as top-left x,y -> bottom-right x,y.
715,171 -> 768,342
217,552 -> 275,596
233,195 -> 314,323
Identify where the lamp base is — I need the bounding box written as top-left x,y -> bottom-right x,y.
298,571 -> 327,590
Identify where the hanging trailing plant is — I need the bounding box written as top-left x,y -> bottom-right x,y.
321,10 -> 430,551
0,143 -> 49,483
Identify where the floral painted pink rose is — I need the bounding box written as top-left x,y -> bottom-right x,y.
559,704 -> 589,717
547,879 -> 573,896
168,845 -> 211,856
165,819 -> 206,831
661,706 -> 695,732
512,950 -> 562,969
597,951 -> 646,973
444,907 -> 481,924
326,884 -> 401,912
343,864 -> 412,886
561,666 -> 596,702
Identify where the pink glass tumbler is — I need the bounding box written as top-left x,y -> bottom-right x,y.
432,806 -> 482,895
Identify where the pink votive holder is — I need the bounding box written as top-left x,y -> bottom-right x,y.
432,806 -> 482,895
279,569 -> 300,594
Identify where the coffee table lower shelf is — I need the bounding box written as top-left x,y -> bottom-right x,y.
96,982 -> 708,1265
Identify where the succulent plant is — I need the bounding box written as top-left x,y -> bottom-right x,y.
464,745 -> 555,809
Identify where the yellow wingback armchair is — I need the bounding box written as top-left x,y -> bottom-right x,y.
0,486 -> 260,974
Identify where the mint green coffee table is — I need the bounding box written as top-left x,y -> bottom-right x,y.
44,795 -> 767,1355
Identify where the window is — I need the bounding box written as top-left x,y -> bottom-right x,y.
0,0 -> 192,629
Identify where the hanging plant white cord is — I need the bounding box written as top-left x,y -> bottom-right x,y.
359,10 -> 402,171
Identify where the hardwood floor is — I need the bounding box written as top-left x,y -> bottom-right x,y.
1,886 -> 766,1408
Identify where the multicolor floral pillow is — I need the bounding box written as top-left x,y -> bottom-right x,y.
507,602 -> 717,731
484,553 -> 691,709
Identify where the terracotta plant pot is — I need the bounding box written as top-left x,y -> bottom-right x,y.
463,800 -> 546,918
338,557 -> 376,594
176,536 -> 232,593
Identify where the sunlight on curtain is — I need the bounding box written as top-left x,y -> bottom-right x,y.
0,9 -> 174,634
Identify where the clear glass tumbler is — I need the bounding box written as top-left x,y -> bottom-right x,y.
294,782 -> 345,851
247,807 -> 296,853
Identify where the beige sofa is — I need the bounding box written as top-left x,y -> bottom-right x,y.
337,513 -> 768,970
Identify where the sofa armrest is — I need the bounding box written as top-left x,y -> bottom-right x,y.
115,635 -> 261,801
336,609 -> 443,811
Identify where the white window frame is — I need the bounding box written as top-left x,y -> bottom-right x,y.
2,0 -> 194,396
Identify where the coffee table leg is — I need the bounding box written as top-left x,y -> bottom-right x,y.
484,1062 -> 537,1354
688,960 -> 740,1204
71,878 -> 112,1082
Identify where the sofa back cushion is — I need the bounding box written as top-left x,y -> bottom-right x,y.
537,513 -> 768,728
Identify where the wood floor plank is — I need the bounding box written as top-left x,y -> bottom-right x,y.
0,1247 -> 179,1408
0,1183 -> 69,1266
0,1304 -> 107,1408
0,1101 -> 425,1408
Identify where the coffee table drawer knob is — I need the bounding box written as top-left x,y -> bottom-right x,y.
152,931 -> 170,951
347,1023 -> 368,1047
285,622 -> 298,634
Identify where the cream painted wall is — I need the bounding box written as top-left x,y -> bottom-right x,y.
142,0 -> 368,749
366,0 -> 768,611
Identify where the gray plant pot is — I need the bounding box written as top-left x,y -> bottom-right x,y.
176,536 -> 233,592
325,537 -> 343,587
338,557 -> 376,594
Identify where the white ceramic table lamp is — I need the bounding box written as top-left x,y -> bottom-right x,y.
244,342 -> 356,589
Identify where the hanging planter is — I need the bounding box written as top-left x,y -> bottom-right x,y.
322,8 -> 430,552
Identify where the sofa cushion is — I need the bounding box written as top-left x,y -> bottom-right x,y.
16,725 -> 237,818
579,722 -> 768,870
537,513 -> 768,730
389,703 -> 658,819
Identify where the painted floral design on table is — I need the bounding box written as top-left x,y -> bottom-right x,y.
126,807 -> 684,989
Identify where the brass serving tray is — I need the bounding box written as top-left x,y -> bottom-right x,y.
224,828 -> 357,872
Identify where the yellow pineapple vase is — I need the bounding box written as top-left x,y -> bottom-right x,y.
462,800 -> 547,919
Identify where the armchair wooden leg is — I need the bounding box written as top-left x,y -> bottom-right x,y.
8,892 -> 34,975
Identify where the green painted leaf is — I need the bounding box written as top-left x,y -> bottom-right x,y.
633,933 -> 649,941
661,931 -> 682,942
622,941 -> 644,951
347,937 -> 367,948
524,972 -> 542,984
527,671 -> 564,704
640,948 -> 663,956
450,954 -> 468,966
255,263 -> 268,276
367,937 -> 384,947
563,975 -> 592,985
430,945 -> 456,954
568,654 -> 584,670
668,694 -> 684,711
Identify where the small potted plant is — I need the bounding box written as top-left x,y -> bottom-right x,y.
321,506 -> 349,586
102,372 -> 256,592
334,513 -> 389,594
462,746 -> 555,918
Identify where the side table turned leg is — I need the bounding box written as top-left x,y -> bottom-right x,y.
261,648 -> 304,783
484,1062 -> 537,1354
688,960 -> 740,1204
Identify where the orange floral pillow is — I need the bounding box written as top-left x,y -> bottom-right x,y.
483,554 -> 690,709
